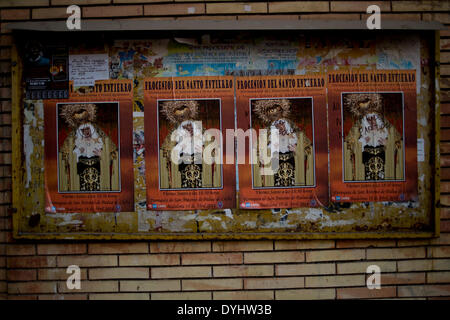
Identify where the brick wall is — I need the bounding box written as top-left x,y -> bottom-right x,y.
0,0 -> 449,300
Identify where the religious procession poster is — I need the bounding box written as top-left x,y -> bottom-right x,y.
144,76 -> 236,210
328,70 -> 418,202
236,75 -> 328,209
44,80 -> 134,213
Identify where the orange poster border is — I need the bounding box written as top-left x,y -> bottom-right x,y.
328,70 -> 418,202
144,76 -> 236,210
236,75 -> 329,209
44,80 -> 134,213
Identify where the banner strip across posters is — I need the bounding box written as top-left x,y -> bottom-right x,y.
44,72 -> 418,213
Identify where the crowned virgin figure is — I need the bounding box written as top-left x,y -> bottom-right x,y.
252,99 -> 314,187
343,93 -> 404,181
159,100 -> 221,189
59,103 -> 119,191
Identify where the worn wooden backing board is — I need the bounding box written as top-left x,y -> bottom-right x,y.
12,30 -> 440,240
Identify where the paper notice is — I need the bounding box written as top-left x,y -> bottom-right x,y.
69,54 -> 109,87
417,138 -> 425,162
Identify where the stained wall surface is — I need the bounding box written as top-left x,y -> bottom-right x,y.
0,0 -> 450,300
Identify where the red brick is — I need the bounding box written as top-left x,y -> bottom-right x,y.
275,240 -> 334,250
83,5 -> 143,18
0,23 -> 11,34
244,251 -> 304,264
151,266 -> 211,279
331,1 -> 391,12
238,14 -> 298,20
430,259 -> 450,271
206,2 -> 267,14
442,90 -> 450,102
119,254 -> 179,266
90,293 -> 149,300
120,280 -> 180,292
8,256 -> 56,268
337,261 -> 396,274
213,290 -> 274,300
7,269 -> 36,281
337,286 -> 397,299
397,239 -> 432,247
89,242 -> 148,254
442,78 -> 450,91
9,282 -> 57,294
379,272 -> 426,285
0,218 -> 9,230
392,1 -> 450,12
58,280 -> 118,293
306,249 -> 365,262
152,291 -> 211,300
214,265 -> 273,277
52,0 -> 110,5
0,140 -> 12,153
213,240 -> 272,252
37,244 -> 86,255
442,103 -> 450,115
0,155 -> 11,166
428,271 -> 450,283
182,278 -> 242,291
0,0 -> 48,7
305,275 -> 365,288
38,294 -> 88,300
336,239 -> 395,248
57,255 -> 117,267
178,15 -> 234,21
269,1 -> 329,13
276,263 -> 335,276
150,241 -> 209,253
0,9 -> 29,20
6,244 -> 36,256
32,7 -> 68,20
300,13 -> 359,20
442,65 -> 450,77
442,52 -> 450,64
114,0 -> 170,2
0,101 -> 11,113
424,13 -> 450,24
441,220 -> 450,233
276,288 -> 335,300
144,3 -> 205,16
366,247 -> 426,260
244,277 -> 304,290
182,253 -> 242,265
0,62 -> 10,74
441,195 -> 450,206
428,246 -> 450,258
398,284 -> 450,297
0,88 -> 11,99
7,295 -> 37,300
38,268 -> 87,281
363,13 -> 421,21
431,233 -> 450,245
89,267 -> 149,279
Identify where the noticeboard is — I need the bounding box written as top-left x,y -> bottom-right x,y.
11,29 -> 440,240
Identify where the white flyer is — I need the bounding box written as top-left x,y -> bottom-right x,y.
417,138 -> 425,162
69,54 -> 109,87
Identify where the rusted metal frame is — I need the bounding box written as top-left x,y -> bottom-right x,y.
434,30 -> 441,237
11,39 -> 23,240
9,30 -> 441,240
